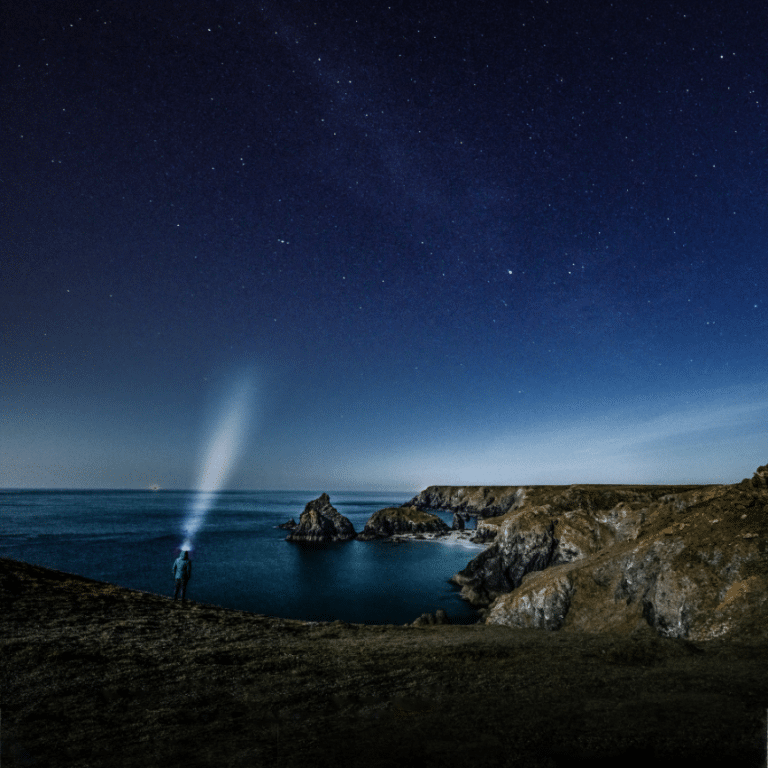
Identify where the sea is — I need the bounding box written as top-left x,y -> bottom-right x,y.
0,489 -> 485,624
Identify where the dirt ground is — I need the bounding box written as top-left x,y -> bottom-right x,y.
2,556 -> 767,767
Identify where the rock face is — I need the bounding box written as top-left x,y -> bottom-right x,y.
470,522 -> 499,543
409,486 -> 527,520
357,506 -> 449,541
285,494 -> 356,542
440,474 -> 768,641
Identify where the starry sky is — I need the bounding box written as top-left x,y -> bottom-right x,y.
3,0 -> 767,491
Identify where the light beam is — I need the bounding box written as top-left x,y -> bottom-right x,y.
179,374 -> 254,551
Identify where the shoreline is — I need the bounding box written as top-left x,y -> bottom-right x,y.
383,529 -> 488,549
275,519 -> 491,552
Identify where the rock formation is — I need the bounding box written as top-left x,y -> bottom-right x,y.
278,518 -> 297,530
410,609 -> 450,626
409,485 -> 527,519
285,493 -> 356,542
747,464 -> 768,488
470,521 -> 499,544
357,506 -> 449,541
436,473 -> 768,641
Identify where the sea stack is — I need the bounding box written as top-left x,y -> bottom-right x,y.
285,493 -> 356,542
356,506 -> 450,541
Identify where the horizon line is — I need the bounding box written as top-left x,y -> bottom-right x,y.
0,480 -> 733,494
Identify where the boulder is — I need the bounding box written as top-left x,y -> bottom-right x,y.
356,506 -> 449,541
452,513 -> 465,531
285,494 -> 356,542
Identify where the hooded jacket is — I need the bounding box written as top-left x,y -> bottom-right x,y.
173,551 -> 192,581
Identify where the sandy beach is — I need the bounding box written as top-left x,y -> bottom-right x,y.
386,528 -> 487,548
2,555 -> 767,767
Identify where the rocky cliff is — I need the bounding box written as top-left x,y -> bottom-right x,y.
409,486 -> 527,519
417,469 -> 768,641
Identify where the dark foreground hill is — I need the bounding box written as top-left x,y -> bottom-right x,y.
1,557 -> 767,767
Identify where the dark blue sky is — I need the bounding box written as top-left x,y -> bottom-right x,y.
3,0 -> 767,490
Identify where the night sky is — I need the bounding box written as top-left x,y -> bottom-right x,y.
3,0 -> 767,491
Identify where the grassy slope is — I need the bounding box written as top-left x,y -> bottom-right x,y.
2,557 -> 767,767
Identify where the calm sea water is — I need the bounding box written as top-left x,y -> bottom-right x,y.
0,490 -> 484,624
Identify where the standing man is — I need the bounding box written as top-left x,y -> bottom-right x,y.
172,550 -> 192,604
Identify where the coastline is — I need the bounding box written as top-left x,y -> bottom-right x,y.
1,489 -> 482,626
381,529 -> 487,549
2,556 -> 766,767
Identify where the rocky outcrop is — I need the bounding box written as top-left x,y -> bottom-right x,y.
409,486 -> 527,519
443,473 -> 768,641
410,609 -> 450,626
450,486 -> 695,608
451,509 -> 561,606
357,506 -> 449,541
748,464 -> 768,488
278,518 -> 297,530
487,568 -> 576,631
470,521 -> 499,544
285,494 -> 356,542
